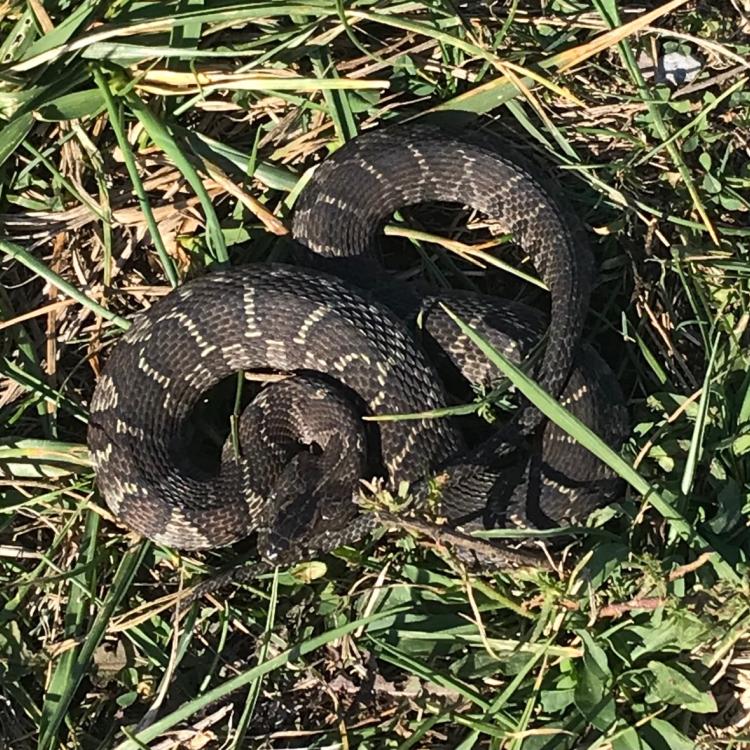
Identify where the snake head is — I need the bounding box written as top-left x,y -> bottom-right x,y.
258,451 -> 360,565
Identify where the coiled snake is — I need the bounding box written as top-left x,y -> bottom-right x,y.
88,125 -> 627,561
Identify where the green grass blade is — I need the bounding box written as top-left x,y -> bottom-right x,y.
441,304 -> 740,583
591,0 -> 719,245
119,82 -> 228,264
38,543 -> 149,749
680,333 -> 719,495
92,66 -> 179,287
0,112 -> 34,169
112,605 -> 411,750
0,240 -> 130,329
37,510 -> 100,750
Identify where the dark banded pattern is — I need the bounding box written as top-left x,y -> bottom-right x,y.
88,125 -> 626,556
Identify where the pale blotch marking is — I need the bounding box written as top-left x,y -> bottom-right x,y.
361,159 -> 388,186
369,388 -> 388,411
542,477 -> 575,498
386,428 -> 421,476
115,420 -> 145,440
122,319 -> 153,345
561,383 -> 588,407
293,306 -> 330,345
105,482 -> 125,514
160,310 -> 214,350
546,431 -> 578,446
305,240 -> 340,256
265,339 -> 288,367
304,349 -> 328,370
318,193 -> 351,213
91,443 -> 112,468
162,507 -> 212,548
375,361 -> 389,387
104,479 -> 141,515
187,360 -> 215,391
243,286 -> 262,338
90,373 -> 118,412
317,192 -> 372,226
221,342 -> 251,370
331,352 -> 372,373
138,354 -> 172,390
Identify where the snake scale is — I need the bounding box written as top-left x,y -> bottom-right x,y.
88,125 -> 627,561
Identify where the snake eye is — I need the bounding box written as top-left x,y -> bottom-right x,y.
260,534 -> 287,563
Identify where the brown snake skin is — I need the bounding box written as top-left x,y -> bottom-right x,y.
87,124 -> 627,560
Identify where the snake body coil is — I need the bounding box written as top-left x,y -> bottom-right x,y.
88,125 -> 626,557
